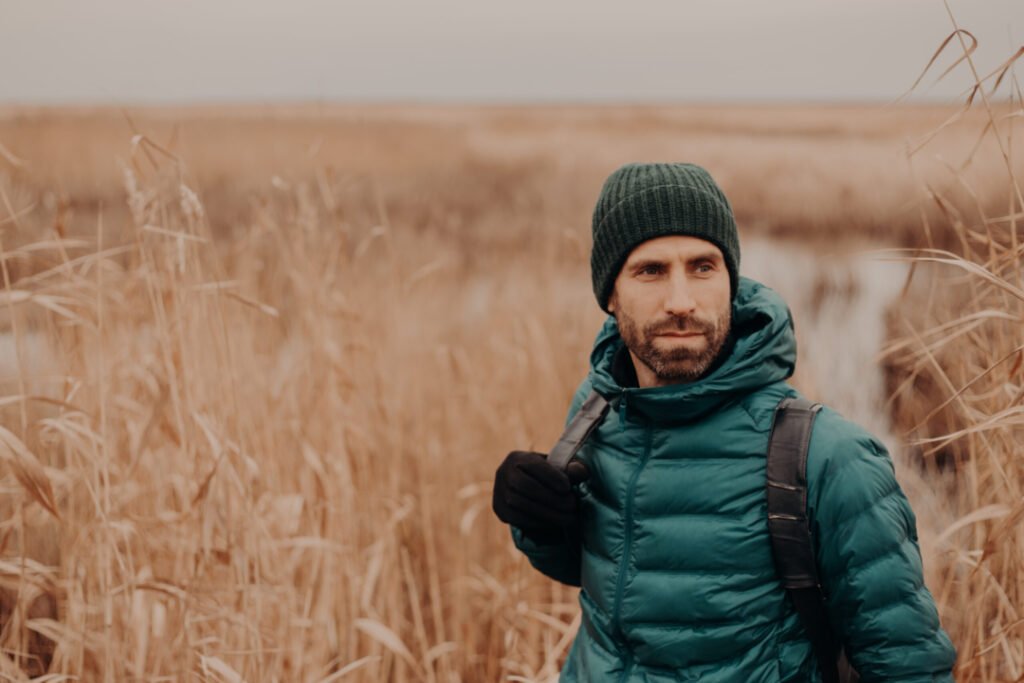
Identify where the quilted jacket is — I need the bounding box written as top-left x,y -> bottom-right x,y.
511,276 -> 956,682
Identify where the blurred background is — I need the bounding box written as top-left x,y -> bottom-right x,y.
3,0 -> 1021,103
0,1 -> 1022,681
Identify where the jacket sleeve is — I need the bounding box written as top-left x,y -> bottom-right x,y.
810,430 -> 957,682
508,377 -> 592,587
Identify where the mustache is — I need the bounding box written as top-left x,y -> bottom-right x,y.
644,315 -> 715,336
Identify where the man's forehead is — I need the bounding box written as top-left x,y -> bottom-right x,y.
624,235 -> 724,264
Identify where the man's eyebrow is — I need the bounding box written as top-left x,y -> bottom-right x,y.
626,252 -> 722,270
688,251 -> 723,264
626,257 -> 668,271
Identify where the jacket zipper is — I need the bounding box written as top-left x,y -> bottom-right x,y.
611,421 -> 653,681
618,651 -> 634,683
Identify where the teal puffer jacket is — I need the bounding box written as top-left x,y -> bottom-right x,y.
511,276 -> 956,682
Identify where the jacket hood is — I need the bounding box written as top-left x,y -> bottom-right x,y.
588,275 -> 796,423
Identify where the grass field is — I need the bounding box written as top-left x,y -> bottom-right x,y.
0,98 -> 1021,681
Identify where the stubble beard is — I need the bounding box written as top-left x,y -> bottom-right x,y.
615,305 -> 732,385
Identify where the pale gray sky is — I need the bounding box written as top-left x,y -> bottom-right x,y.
1,0 -> 1020,103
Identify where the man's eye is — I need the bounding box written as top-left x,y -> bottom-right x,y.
639,265 -> 662,275
696,262 -> 713,273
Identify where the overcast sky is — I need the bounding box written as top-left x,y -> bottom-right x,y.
1,0 -> 1020,104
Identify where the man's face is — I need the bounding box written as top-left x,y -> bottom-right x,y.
607,235 -> 732,388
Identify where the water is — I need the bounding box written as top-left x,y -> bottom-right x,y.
743,235 -> 907,449
743,237 -> 950,541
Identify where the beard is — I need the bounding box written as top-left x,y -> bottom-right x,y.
615,305 -> 732,385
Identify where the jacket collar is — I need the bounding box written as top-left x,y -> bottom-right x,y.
589,276 -> 797,424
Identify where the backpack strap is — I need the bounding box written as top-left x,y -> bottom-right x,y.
547,389 -> 610,471
767,396 -> 858,683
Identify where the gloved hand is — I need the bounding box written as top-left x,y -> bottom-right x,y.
492,450 -> 590,536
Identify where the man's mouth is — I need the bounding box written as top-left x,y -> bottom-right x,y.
655,331 -> 703,338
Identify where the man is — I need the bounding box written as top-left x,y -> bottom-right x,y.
492,163 -> 957,682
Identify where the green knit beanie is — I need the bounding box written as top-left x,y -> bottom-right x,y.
591,162 -> 740,313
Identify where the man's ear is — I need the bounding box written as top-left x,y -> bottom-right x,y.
607,291 -> 616,313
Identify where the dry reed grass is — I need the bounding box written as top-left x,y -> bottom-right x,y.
0,118 -> 604,681
879,9 -> 1024,680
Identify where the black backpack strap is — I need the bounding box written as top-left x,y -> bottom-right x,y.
547,389 -> 610,470
767,396 -> 856,683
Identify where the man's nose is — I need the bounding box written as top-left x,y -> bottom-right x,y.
664,274 -> 697,316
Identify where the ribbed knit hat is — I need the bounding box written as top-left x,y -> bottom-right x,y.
591,162 -> 740,313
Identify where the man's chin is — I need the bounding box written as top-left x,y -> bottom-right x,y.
651,335 -> 708,355
663,363 -> 706,379
643,356 -> 710,383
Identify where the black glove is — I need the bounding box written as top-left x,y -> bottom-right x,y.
492,450 -> 590,536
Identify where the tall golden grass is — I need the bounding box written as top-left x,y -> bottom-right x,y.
880,15 -> 1024,680
0,140 -> 592,681
0,26 -> 1021,683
